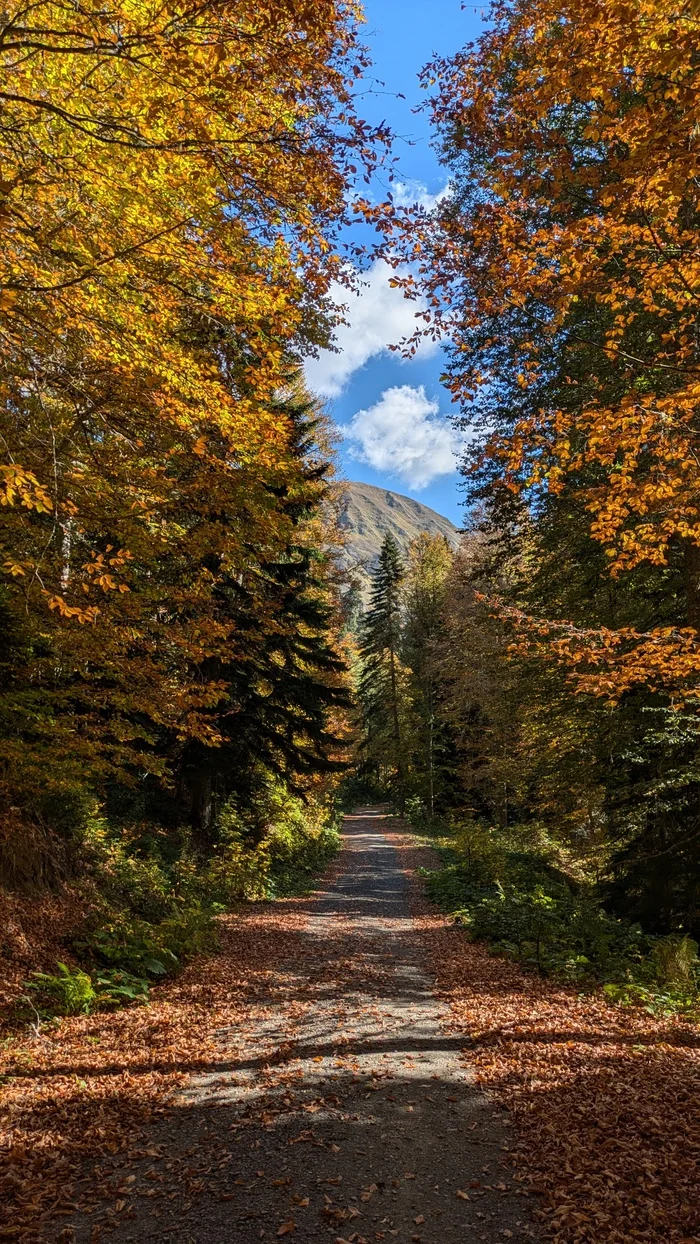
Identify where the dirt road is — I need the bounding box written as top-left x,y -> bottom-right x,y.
70,810 -> 538,1242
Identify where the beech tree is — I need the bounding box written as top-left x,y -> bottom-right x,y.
381,0 -> 700,702
0,0 -> 383,808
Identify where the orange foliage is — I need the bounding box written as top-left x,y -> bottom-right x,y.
0,1 -> 383,790
381,0 -> 700,699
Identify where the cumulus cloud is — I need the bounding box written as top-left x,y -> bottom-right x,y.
304,260 -> 438,400
343,384 -> 463,489
390,179 -> 451,213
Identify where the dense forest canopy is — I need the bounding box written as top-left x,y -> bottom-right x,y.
0,0 -> 380,845
356,0 -> 700,943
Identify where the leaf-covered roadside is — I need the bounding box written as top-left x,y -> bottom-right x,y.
0,901 -> 313,1241
1,786 -> 341,1023
387,826 -> 700,1244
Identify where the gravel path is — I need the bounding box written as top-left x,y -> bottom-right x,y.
73,811 -> 539,1243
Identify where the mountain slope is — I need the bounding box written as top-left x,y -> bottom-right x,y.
339,480 -> 460,600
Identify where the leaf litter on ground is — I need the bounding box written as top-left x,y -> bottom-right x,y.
384,824 -> 700,1244
3,826 -> 700,1243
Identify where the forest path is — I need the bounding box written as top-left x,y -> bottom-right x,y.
72,810 -> 537,1243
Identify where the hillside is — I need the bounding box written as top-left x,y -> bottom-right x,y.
339,480 -> 460,601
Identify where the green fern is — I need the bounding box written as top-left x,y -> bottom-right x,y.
26,962 -> 97,1016
651,935 -> 699,987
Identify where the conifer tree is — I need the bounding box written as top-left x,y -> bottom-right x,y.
177,378 -> 351,847
358,533 -> 408,809
402,534 -> 454,818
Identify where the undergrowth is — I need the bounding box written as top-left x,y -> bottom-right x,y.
405,800 -> 700,1021
15,780 -> 340,1020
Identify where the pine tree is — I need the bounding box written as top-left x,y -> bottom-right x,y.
358,533 -> 408,810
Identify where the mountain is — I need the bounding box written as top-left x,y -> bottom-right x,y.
338,480 -> 460,602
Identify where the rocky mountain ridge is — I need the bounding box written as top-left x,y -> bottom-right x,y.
339,480 -> 460,601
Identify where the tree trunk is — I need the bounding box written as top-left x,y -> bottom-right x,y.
684,540 -> 700,633
427,677 -> 435,821
190,766 -> 214,853
388,643 -> 405,812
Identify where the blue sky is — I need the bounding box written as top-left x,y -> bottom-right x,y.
304,1 -> 487,526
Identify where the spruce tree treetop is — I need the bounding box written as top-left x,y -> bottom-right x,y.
361,533 -> 405,654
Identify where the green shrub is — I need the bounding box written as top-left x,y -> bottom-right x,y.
602,979 -> 700,1020
36,789 -> 98,841
405,796 -> 428,827
55,779 -> 340,1005
421,818 -> 700,1017
26,962 -> 97,1016
24,962 -> 151,1018
651,934 -> 698,987
94,968 -> 150,1007
207,782 -> 341,901
82,814 -> 173,920
78,900 -> 220,977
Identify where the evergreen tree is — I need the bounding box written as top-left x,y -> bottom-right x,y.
358,533 -> 408,809
177,377 -> 351,849
402,535 -> 454,819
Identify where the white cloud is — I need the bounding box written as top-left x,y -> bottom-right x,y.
391,179 -> 451,213
343,384 -> 463,489
304,259 -> 438,400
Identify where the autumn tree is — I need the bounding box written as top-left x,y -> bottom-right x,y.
381,0 -> 700,702
0,0 -> 384,816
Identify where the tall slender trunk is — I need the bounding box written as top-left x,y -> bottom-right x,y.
428,681 -> 435,820
684,539 -> 700,633
190,766 -> 214,853
388,642 -> 405,811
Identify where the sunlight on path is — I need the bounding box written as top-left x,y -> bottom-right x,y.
71,812 -> 538,1243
